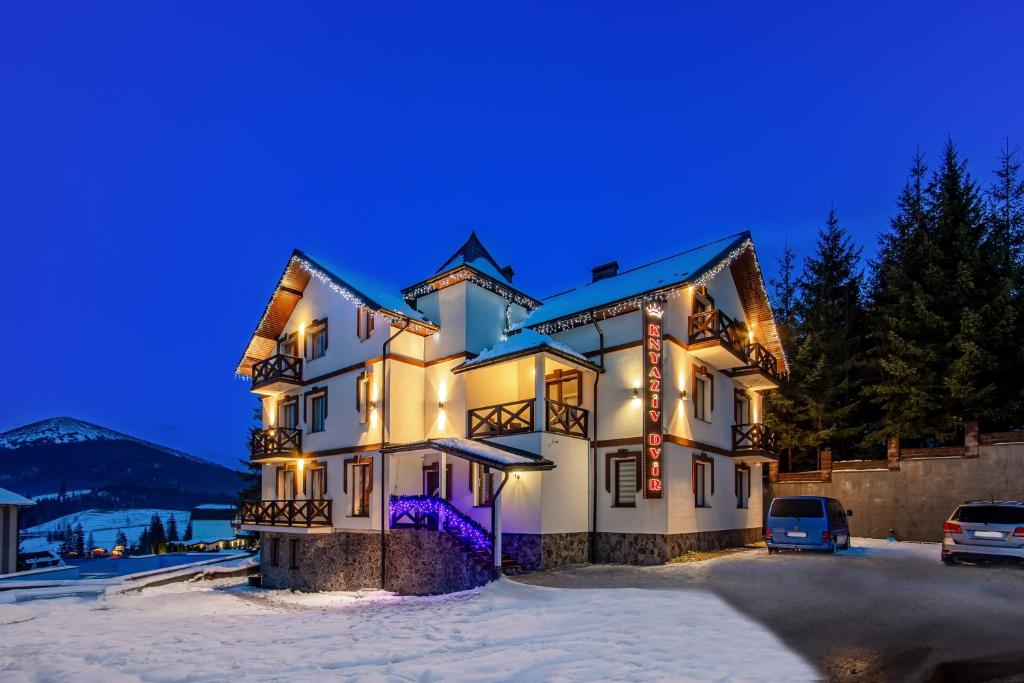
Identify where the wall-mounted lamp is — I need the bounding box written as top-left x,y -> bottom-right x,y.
514,473 -> 521,480
438,401 -> 445,410
679,390 -> 688,400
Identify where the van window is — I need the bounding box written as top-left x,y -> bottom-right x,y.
770,498 -> 824,518
953,505 -> 1024,524
827,500 -> 846,521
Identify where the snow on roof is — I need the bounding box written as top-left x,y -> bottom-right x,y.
458,329 -> 588,371
429,437 -> 553,470
435,231 -> 513,285
194,504 -> 236,510
0,487 -> 35,506
296,250 -> 434,324
516,232 -> 749,330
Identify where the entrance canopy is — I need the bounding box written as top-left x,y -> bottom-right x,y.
382,437 -> 554,472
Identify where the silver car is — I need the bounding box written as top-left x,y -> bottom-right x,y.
942,500 -> 1024,565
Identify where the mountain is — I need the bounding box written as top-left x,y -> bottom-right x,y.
0,418 -> 242,524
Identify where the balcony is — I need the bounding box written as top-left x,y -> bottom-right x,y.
467,399 -> 535,438
239,499 -> 332,527
545,399 -> 589,438
732,423 -> 779,455
730,342 -> 781,391
687,309 -> 747,369
250,427 -> 302,459
251,354 -> 303,395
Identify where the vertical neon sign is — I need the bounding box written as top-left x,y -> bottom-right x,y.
643,300 -> 664,499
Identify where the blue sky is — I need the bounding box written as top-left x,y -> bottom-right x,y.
1,3 -> 1021,467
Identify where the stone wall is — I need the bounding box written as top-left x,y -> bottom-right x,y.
503,532 -> 589,571
385,528 -> 493,595
261,530 -> 382,592
595,527 -> 761,565
766,443 -> 1024,542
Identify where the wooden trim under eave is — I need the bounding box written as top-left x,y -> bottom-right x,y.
596,433 -> 774,460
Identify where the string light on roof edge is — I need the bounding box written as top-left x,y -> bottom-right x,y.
403,266 -> 538,309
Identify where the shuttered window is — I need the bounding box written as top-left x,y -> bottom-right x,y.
614,458 -> 637,507
695,461 -> 708,507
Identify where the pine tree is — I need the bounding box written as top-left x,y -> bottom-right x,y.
86,532 -> 95,555
764,240 -> 803,469
238,401 -> 263,503
58,527 -> 73,556
166,514 -> 180,542
136,530 -> 151,555
115,529 -> 128,550
148,514 -> 167,554
791,208 -> 867,461
73,523 -> 85,556
184,519 -> 193,541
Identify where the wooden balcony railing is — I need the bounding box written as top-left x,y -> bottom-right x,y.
250,427 -> 302,458
239,499 -> 332,527
546,399 -> 589,438
688,309 -> 747,350
251,354 -> 303,388
743,342 -> 780,380
468,399 -> 534,438
732,423 -> 780,454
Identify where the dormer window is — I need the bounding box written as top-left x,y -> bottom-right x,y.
306,320 -> 328,360
357,308 -> 375,341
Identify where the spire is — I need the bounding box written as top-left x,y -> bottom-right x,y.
436,230 -> 514,284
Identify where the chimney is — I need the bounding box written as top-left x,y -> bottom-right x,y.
591,261 -> 619,283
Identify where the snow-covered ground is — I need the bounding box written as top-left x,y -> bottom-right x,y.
0,575 -> 818,681
20,508 -> 190,554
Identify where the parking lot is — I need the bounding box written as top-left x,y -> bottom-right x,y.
513,538 -> 1024,682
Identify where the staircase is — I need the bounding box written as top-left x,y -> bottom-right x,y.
390,495 -> 498,580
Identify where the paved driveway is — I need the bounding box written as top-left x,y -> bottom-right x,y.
512,538 -> 1024,682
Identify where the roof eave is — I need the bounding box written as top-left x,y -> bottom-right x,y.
451,344 -> 602,374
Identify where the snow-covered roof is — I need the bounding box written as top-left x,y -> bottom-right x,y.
383,437 -> 555,471
434,231 -> 513,285
194,504 -> 236,510
454,329 -> 597,373
516,232 -> 750,331
296,250 -> 434,324
0,487 -> 35,506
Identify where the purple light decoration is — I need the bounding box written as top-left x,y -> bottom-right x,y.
390,495 -> 492,551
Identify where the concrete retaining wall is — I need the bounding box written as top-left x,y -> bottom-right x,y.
767,443 -> 1024,542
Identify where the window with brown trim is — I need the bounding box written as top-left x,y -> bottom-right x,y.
356,371 -> 373,424
735,464 -> 751,509
423,463 -> 453,499
278,397 -> 299,429
357,307 -> 375,341
348,461 -> 372,517
306,320 -> 328,360
545,369 -> 582,406
471,462 -> 495,507
612,457 -> 638,507
289,538 -> 301,569
276,466 -> 297,500
306,388 -> 328,433
269,537 -> 280,567
692,286 -> 713,314
734,390 -> 750,426
692,453 -> 714,508
308,465 -> 326,500
280,332 -> 299,358
692,365 -> 713,423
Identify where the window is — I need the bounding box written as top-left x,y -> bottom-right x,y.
953,505 -> 1024,524
356,371 -> 374,424
278,398 -> 299,429
769,498 -> 824,518
289,539 -> 301,570
692,286 -> 713,314
693,366 -> 713,422
357,307 -> 375,341
735,465 -> 750,509
307,390 -> 327,433
309,466 -> 326,500
734,390 -> 750,426
280,333 -> 299,358
269,537 -> 280,567
545,369 -> 582,406
827,499 -> 846,522
307,321 -> 328,360
692,454 -> 713,508
613,457 -> 638,507
472,462 -> 495,507
348,461 -> 372,517
276,467 -> 296,500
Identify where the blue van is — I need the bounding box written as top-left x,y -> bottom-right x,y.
765,496 -> 852,553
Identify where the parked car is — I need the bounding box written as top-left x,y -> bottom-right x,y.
764,496 -> 852,553
941,500 -> 1024,565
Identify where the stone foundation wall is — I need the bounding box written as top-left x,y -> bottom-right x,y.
502,532 -> 589,571
385,528 -> 493,595
260,530 -> 382,592
595,527 -> 761,565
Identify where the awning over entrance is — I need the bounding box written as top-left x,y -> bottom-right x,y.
382,437 -> 555,472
